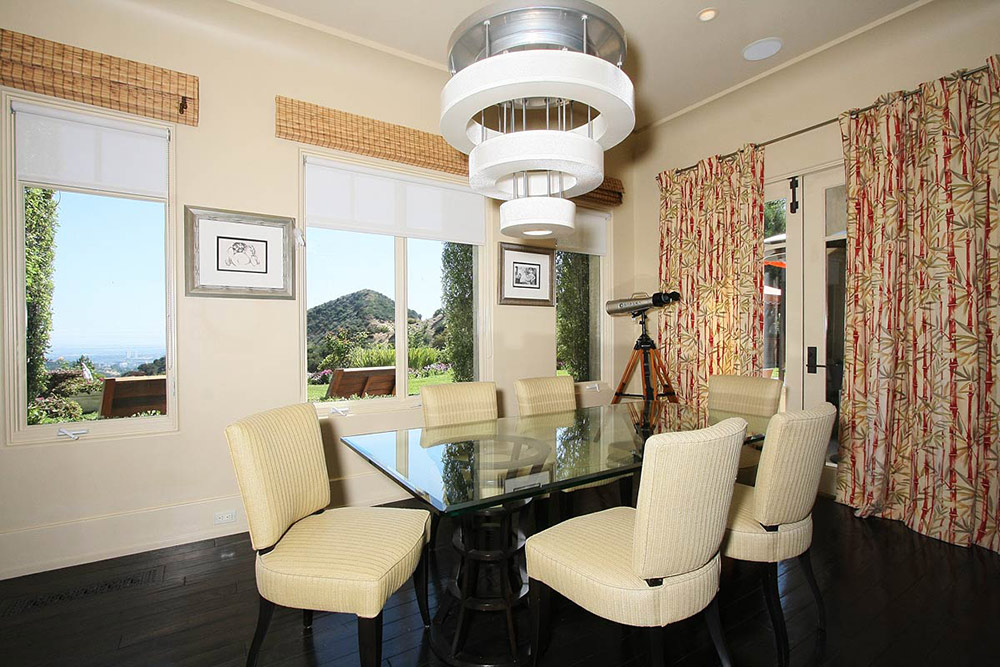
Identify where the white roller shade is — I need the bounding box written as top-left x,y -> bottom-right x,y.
13,100 -> 169,199
305,155 -> 486,245
558,207 -> 609,255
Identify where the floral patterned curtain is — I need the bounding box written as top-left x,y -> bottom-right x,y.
837,56 -> 1000,552
656,145 -> 765,423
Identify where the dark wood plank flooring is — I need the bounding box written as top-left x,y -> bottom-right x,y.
2,494 -> 998,667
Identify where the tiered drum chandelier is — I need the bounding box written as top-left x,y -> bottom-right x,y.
441,0 -> 635,238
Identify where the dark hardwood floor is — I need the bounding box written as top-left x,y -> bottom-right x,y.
2,494 -> 998,667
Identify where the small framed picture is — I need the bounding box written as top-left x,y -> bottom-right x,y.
184,206 -> 295,299
499,242 -> 554,306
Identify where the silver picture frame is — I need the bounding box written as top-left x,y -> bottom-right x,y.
184,205 -> 295,299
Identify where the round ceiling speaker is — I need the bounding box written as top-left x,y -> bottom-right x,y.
469,130 -> 604,200
499,196 -> 576,239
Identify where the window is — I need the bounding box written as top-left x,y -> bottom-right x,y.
763,198 -> 787,380
303,156 -> 483,403
555,209 -> 608,382
3,97 -> 173,440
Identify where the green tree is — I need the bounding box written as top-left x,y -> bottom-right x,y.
764,200 -> 786,238
24,188 -> 58,402
441,242 -> 475,382
317,327 -> 363,371
130,356 -> 166,376
555,250 -> 593,381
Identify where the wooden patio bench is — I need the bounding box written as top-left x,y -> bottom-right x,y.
100,375 -> 167,418
325,366 -> 395,399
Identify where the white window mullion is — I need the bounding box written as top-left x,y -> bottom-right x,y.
394,236 -> 408,398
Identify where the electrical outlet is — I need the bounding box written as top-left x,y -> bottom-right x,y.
214,510 -> 236,525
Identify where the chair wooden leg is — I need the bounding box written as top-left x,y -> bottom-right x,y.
703,595 -> 732,667
302,609 -> 313,629
246,595 -> 275,667
798,548 -> 826,632
646,625 -> 665,666
619,474 -> 635,507
761,562 -> 790,667
529,577 -> 551,667
414,542 -> 431,628
358,612 -> 383,667
429,512 -> 440,548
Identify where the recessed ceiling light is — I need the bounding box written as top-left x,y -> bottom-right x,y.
697,8 -> 718,22
743,37 -> 783,61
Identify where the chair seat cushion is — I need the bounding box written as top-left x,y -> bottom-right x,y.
525,506 -> 719,627
256,506 -> 428,618
721,484 -> 811,563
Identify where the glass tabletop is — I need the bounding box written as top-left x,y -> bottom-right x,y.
341,401 -> 762,516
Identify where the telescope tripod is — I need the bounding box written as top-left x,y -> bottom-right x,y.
611,310 -> 678,404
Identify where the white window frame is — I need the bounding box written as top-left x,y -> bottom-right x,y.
297,149 -> 489,417
0,89 -> 179,445
556,206 -> 614,391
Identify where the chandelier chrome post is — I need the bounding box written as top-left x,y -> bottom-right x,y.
441,0 -> 635,239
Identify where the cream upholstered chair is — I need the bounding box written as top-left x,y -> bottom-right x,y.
708,374 -> 784,470
225,404 -> 430,667
421,381 -> 498,427
515,375 -> 633,510
527,418 -> 748,666
514,375 -> 576,416
721,403 -> 837,667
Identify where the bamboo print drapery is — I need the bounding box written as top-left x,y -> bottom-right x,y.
656,146 -> 765,422
837,56 -> 1000,552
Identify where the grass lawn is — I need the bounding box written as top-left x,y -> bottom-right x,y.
306,369 -> 455,401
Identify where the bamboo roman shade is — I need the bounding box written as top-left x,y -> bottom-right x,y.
276,96 -> 625,207
0,29 -> 198,126
277,96 -> 467,176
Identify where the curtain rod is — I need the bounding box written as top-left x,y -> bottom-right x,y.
672,63 -> 991,175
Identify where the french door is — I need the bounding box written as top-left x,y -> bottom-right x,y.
763,165 -> 846,491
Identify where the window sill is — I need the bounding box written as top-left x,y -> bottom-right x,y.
5,413 -> 178,447
311,394 -> 423,419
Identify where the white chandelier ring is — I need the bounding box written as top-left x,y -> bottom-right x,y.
499,196 -> 576,238
469,130 -> 603,200
440,50 -> 635,155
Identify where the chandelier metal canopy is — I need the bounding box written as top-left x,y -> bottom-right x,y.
441,0 -> 634,238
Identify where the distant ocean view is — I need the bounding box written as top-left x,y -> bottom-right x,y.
46,344 -> 165,374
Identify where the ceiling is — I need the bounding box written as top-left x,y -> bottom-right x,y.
230,0 -> 924,129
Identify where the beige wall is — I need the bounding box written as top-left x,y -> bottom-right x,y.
0,0 -> 615,578
622,0 -> 1000,301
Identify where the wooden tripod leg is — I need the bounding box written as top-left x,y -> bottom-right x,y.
612,348 -> 642,404
650,349 -> 678,403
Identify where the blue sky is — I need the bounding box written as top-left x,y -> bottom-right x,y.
46,190 -> 166,353
306,228 -> 446,319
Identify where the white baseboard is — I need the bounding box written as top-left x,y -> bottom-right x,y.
0,472 -> 411,580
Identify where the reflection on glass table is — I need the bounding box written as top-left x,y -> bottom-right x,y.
342,401 -> 764,516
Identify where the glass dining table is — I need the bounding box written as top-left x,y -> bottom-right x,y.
341,400 -> 764,667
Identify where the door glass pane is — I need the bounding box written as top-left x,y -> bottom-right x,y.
825,219 -> 848,463
555,250 -> 601,382
763,199 -> 787,380
25,188 -> 167,425
406,239 -> 477,395
306,228 -> 397,401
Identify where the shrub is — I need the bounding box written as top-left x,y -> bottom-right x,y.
59,377 -> 104,396
27,395 -> 83,425
309,369 -> 333,385
348,344 -> 396,368
408,346 -> 439,371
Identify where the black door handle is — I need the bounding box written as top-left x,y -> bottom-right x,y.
807,346 -> 826,374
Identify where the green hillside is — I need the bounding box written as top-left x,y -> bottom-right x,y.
306,289 -> 419,344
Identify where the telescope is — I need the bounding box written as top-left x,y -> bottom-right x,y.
605,291 -> 681,316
